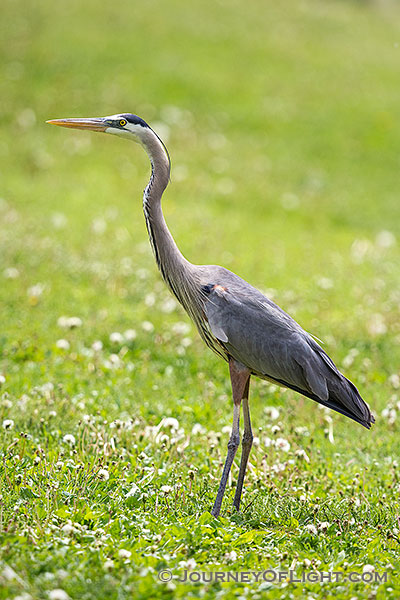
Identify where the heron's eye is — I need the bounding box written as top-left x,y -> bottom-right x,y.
119,119 -> 127,127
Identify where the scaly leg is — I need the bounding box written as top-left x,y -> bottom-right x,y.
211,359 -> 251,518
233,382 -> 253,512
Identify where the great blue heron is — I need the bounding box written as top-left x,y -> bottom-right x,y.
47,113 -> 374,517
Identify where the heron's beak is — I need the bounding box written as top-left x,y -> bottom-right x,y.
46,117 -> 107,132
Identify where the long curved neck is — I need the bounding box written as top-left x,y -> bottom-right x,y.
139,129 -> 194,303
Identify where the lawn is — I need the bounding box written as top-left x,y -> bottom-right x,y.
1,0 -> 400,598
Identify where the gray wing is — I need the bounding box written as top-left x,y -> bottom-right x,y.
202,273 -> 374,429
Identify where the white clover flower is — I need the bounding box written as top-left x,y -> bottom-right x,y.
389,374 -> 400,389
263,436 -> 274,448
141,320 -> 154,332
191,423 -> 206,435
123,329 -> 137,341
92,217 -> 107,234
318,521 -> 330,531
161,485 -> 173,494
161,298 -> 177,313
27,283 -> 45,298
317,277 -> 333,290
375,230 -> 396,248
48,590 -> 69,600
367,313 -> 387,337
172,322 -> 190,335
57,316 -> 82,329
103,560 -> 114,571
92,340 -> 103,351
61,522 -> 74,535
98,468 -> 110,481
276,438 -> 290,452
271,424 -> 281,434
224,551 -> 237,562
305,524 -> 318,535
56,339 -> 70,350
118,549 -> 131,559
264,406 -> 280,420
0,374 -> 5,386
2,419 -> 14,430
295,448 -> 310,462
62,434 -> 76,446
162,417 -> 179,430
3,267 -> 20,279
109,332 -> 124,344
51,212 -> 67,229
363,564 -> 375,574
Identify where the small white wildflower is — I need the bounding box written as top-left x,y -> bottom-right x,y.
224,551 -> 237,562
303,558 -> 312,568
51,212 -> 67,229
61,522 -> 74,535
172,321 -> 191,335
141,320 -> 154,332
57,316 -> 82,329
271,424 -> 281,434
263,436 -> 274,448
317,277 -> 333,290
161,417 -> 179,430
2,419 -> 14,430
161,485 -> 173,494
103,559 -> 114,571
126,483 -> 139,497
318,521 -> 330,531
3,267 -> 19,279
0,374 -> 5,385
389,374 -> 400,389
305,524 -> 318,535
92,217 -> 107,234
363,564 -> 375,574
34,456 -> 41,465
123,329 -> 137,341
27,283 -> 45,299
295,448 -> 310,462
62,434 -> 76,446
118,549 -> 131,559
92,340 -> 103,351
264,406 -> 280,420
98,468 -> 110,481
56,339 -> 70,350
191,423 -> 206,435
48,590 -> 69,600
375,230 -> 396,248
161,298 -> 177,313
109,332 -> 124,344
275,438 -> 290,452
49,410 -> 57,418
367,313 -> 387,336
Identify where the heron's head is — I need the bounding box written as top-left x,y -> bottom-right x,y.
46,113 -> 152,142
47,112 -> 170,175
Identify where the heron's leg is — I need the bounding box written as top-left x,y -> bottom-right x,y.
233,381 -> 253,512
211,359 -> 251,518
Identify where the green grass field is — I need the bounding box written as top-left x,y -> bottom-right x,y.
1,0 -> 400,598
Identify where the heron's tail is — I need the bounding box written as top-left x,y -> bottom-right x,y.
323,373 -> 375,429
306,340 -> 375,429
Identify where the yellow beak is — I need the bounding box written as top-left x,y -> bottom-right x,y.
46,117 -> 107,132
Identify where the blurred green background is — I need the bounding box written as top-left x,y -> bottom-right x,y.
1,0 -> 400,598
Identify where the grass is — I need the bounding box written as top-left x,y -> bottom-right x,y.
1,0 -> 400,597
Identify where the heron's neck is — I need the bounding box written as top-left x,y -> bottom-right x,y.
140,131 -> 193,302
